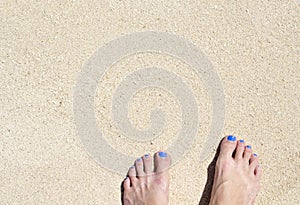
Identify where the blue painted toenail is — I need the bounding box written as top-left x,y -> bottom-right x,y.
239,139 -> 245,142
246,145 -> 252,149
253,153 -> 258,156
158,152 -> 167,158
144,154 -> 149,158
137,158 -> 142,162
227,135 -> 236,141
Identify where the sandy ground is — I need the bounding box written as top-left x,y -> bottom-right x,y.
1,0 -> 299,204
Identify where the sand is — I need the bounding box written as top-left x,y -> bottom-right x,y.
1,0 -> 299,204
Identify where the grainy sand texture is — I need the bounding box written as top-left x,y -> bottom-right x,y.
1,0 -> 299,204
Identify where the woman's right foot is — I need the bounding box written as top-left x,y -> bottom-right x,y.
209,136 -> 262,205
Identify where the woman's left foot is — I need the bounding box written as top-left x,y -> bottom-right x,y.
122,151 -> 171,205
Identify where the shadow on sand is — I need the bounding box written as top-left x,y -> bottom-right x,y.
198,139 -> 222,205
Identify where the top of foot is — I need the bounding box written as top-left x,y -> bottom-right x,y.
209,136 -> 262,205
122,151 -> 171,205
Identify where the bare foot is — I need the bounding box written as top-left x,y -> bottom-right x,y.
209,136 -> 262,205
122,151 -> 171,205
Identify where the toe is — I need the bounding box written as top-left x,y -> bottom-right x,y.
243,145 -> 253,161
219,135 -> 238,158
143,154 -> 153,175
255,164 -> 263,180
135,158 -> 145,177
123,177 -> 131,191
249,153 -> 259,173
235,139 -> 245,159
127,165 -> 137,183
154,151 -> 171,174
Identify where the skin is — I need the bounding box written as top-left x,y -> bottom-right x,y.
122,136 -> 262,205
122,152 -> 171,205
209,137 -> 262,205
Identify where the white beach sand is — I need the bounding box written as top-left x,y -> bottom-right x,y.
1,0 -> 299,204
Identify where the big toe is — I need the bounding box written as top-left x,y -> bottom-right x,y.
153,151 -> 171,193
219,135 -> 238,158
154,151 -> 171,174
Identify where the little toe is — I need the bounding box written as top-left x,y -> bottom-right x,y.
235,139 -> 245,159
123,177 -> 131,191
249,154 -> 259,173
243,145 -> 253,161
154,151 -> 171,174
143,154 -> 153,175
219,135 -> 238,158
255,164 -> 263,179
135,157 -> 145,177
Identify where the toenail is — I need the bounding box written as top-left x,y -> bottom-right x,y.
227,135 -> 236,141
130,165 -> 135,169
246,145 -> 252,149
144,154 -> 149,158
253,153 -> 258,156
239,139 -> 245,143
158,151 -> 167,158
137,158 -> 142,162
